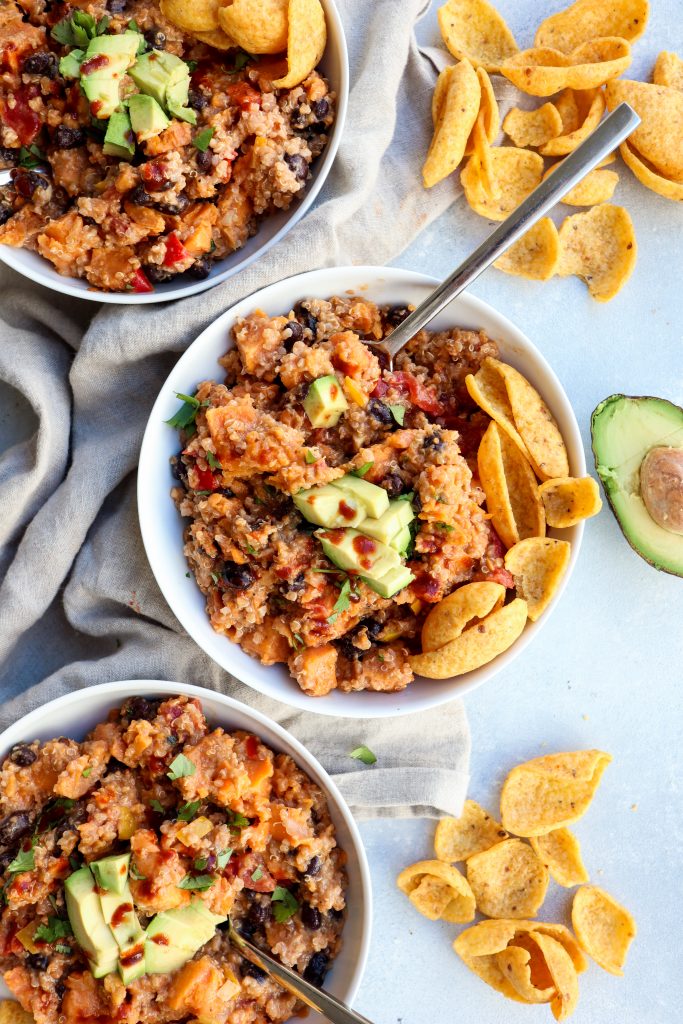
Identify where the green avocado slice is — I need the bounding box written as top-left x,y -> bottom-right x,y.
91,852 -> 130,895
144,901 -> 226,975
65,867 -> 119,979
591,394 -> 683,577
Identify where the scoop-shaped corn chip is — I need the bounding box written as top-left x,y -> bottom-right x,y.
397,859 -> 476,923
466,359 -> 530,458
494,218 -> 560,280
500,750 -> 612,836
619,140 -> 683,200
529,932 -> 580,1021
554,89 -> 581,133
438,0 -> 518,73
605,78 -> 683,180
218,0 -> 288,53
0,1004 -> 34,1024
422,581 -> 506,653
454,919 -> 587,970
424,60 -> 480,187
272,0 -> 326,87
496,939 -> 556,1002
465,67 -> 500,155
544,163 -> 619,205
653,50 -> 683,91
540,88 -> 605,157
453,943 -> 530,1002
461,146 -> 544,219
160,0 -> 220,32
466,838 -> 549,919
194,27 -> 237,49
503,103 -> 564,148
571,885 -> 636,975
466,112 -> 499,198
435,800 -> 509,863
535,0 -> 649,53
530,828 -> 589,887
410,598 -> 528,679
538,476 -> 603,527
504,537 -> 571,621
478,421 -> 545,549
557,204 -> 637,302
501,38 -> 631,97
491,359 -> 569,481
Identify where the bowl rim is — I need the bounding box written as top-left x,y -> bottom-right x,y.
0,678 -> 373,1015
0,0 -> 349,305
138,264 -> 586,718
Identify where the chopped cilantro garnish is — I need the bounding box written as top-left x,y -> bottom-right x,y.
128,18 -> 140,31
81,767 -> 92,778
271,886 -> 299,922
397,492 -> 414,503
8,844 -> 36,874
349,745 -> 377,766
351,461 -> 373,478
304,449 -> 318,464
34,917 -> 73,944
227,811 -> 250,829
178,874 -> 214,891
206,450 -> 221,470
96,14 -> 110,34
177,800 -> 201,822
68,855 -> 80,872
167,753 -> 196,780
194,490 -> 211,497
54,943 -> 72,955
18,144 -> 45,170
194,856 -> 208,871
292,632 -> 304,649
246,544 -> 258,556
186,59 -> 198,73
149,799 -> 164,814
165,392 -> 201,430
51,11 -> 108,47
251,867 -> 264,882
436,522 -> 454,531
129,861 -> 146,881
327,578 -> 351,623
193,126 -> 215,152
232,50 -> 253,71
388,404 -> 406,426
211,572 -> 220,584
216,849 -> 233,869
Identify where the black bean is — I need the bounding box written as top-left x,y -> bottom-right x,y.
288,572 -> 305,592
337,635 -> 361,661
154,193 -> 189,214
284,320 -> 303,343
53,125 -> 85,149
195,149 -> 212,173
54,980 -> 66,1000
0,147 -> 19,167
311,99 -> 329,120
423,432 -> 444,451
0,812 -> 32,848
294,304 -> 318,338
188,89 -> 208,112
145,264 -> 171,284
386,305 -> 411,327
304,855 -> 322,877
241,960 -> 267,982
329,906 -> 344,921
143,27 -> 166,50
218,487 -> 235,498
290,107 -> 307,129
188,258 -> 212,280
301,904 -> 321,930
128,184 -> 153,206
362,619 -> 383,639
238,919 -> 256,941
306,122 -> 328,136
367,398 -> 393,425
171,454 -> 188,483
303,951 -> 329,988
248,901 -> 270,927
107,0 -> 127,12
27,953 -> 49,971
0,203 -> 12,226
284,153 -> 308,182
10,169 -> 47,199
23,51 -> 58,77
120,697 -> 160,722
9,743 -> 37,767
221,561 -> 256,590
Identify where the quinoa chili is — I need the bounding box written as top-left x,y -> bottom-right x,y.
171,295 -> 515,698
0,695 -> 347,1023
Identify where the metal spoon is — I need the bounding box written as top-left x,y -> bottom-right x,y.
370,102 -> 640,369
228,918 -> 375,1024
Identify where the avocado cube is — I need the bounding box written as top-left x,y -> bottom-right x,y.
82,73 -> 125,121
144,901 -> 226,975
358,499 -> 414,544
128,93 -> 170,142
332,475 -> 390,519
293,484 -> 366,529
361,564 -> 415,598
91,852 -> 130,895
316,528 -> 401,578
129,50 -> 189,108
59,49 -> 84,80
165,76 -> 197,125
100,886 -> 144,952
119,941 -> 146,985
65,866 -> 119,979
390,523 -> 412,555
85,31 -> 141,65
103,110 -> 135,160
303,376 -> 349,428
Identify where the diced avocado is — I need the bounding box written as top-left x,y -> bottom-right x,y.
59,49 -> 84,80
145,901 -> 226,975
303,376 -> 349,428
119,939 -> 146,985
91,852 -> 130,895
129,49 -> 189,108
128,93 -> 170,141
165,76 -> 197,125
145,940 -> 193,975
82,73 -> 123,121
332,475 -> 390,519
85,31 -> 141,65
361,564 -> 415,599
101,887 -> 144,952
293,484 -> 366,529
103,110 -> 135,160
390,523 -> 412,555
65,867 -> 119,979
592,394 -> 683,577
80,32 -> 141,120
316,528 -> 401,579
357,498 -> 414,544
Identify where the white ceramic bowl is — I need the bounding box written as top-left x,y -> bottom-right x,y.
0,680 -> 371,1019
138,266 -> 585,718
0,1 -> 348,305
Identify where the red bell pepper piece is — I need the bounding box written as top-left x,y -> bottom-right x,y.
131,268 -> 153,293
163,232 -> 190,267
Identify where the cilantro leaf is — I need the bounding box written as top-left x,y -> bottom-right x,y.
304,449 -> 318,464
388,404 -> 406,426
227,811 -> 250,829
165,393 -> 201,430
54,943 -> 72,954
327,578 -> 351,623
18,144 -> 45,169
251,867 -> 264,882
436,522 -> 454,531
96,15 -> 110,35
193,126 -> 215,152
129,861 -> 146,881
178,874 -> 214,891
149,799 -> 164,814
271,886 -> 299,922
216,849 -> 233,869
128,19 -> 140,31
233,50 -> 253,71
8,845 -> 35,874
397,492 -> 414,503
206,450 -> 221,470
81,767 -> 92,778
177,800 -> 201,822
351,461 -> 373,478
349,745 -> 377,766
34,917 -> 73,944
167,754 -> 196,781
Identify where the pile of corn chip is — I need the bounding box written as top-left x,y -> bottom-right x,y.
397,750 -> 637,1019
425,0 -> 683,301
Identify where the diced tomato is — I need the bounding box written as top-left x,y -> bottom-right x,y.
236,854 -> 276,893
131,268 -> 154,293
388,371 -> 444,416
370,379 -> 388,399
245,735 -> 259,759
3,88 -> 41,146
226,82 -> 261,111
194,466 -> 218,491
163,232 -> 190,267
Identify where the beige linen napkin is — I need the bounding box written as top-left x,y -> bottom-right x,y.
0,0 -> 471,818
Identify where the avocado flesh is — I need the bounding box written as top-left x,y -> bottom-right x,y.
103,110 -> 135,160
91,852 -> 130,895
165,76 -> 197,125
357,499 -> 414,544
80,32 -> 141,120
128,93 -> 170,141
59,49 -> 84,79
65,867 -> 119,979
303,375 -> 349,427
316,527 -> 401,579
362,564 -> 415,598
592,394 -> 683,577
145,901 -> 226,975
332,475 -> 390,518
129,50 -> 194,122
293,484 -> 366,529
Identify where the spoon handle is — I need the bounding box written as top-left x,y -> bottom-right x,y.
229,925 -> 375,1024
381,101 -> 640,362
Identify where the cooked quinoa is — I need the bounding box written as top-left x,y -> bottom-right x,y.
0,695 -> 347,1023
171,295 -> 515,697
0,1 -> 335,293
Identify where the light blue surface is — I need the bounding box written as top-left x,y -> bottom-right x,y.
353,1 -> 683,1021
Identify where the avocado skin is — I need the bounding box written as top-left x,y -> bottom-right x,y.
591,393 -> 683,578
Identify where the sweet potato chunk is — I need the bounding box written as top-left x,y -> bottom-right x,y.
289,645 -> 338,696
206,395 -> 304,477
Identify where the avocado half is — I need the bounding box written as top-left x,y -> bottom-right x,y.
591,394 -> 683,578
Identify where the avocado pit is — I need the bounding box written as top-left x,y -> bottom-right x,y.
640,446 -> 683,535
